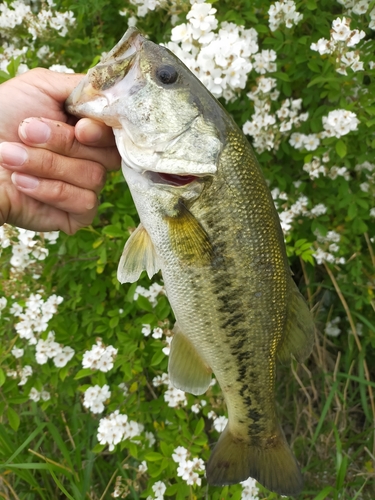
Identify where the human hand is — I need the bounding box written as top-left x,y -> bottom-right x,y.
0,68 -> 121,234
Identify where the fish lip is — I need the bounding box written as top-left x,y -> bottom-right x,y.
65,28 -> 145,116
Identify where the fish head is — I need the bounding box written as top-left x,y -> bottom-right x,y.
66,28 -> 224,192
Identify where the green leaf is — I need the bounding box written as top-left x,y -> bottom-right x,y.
102,225 -> 124,238
144,451 -> 163,461
150,349 -> 166,367
0,368 -> 5,387
194,418 -> 205,437
74,368 -> 93,380
335,139 -> 347,158
306,0 -> 317,10
7,406 -> 20,432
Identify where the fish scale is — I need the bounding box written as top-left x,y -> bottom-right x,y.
65,27 -> 315,495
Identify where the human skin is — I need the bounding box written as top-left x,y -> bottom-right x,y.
0,68 -> 121,234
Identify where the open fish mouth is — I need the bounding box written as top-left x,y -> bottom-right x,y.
145,171 -> 200,187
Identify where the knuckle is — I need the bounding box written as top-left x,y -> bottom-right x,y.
90,164 -> 107,190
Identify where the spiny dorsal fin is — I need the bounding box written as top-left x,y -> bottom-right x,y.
168,324 -> 212,395
278,279 -> 315,363
117,223 -> 160,284
165,200 -> 213,266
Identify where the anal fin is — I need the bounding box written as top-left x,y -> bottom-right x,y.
278,279 -> 315,363
117,223 -> 160,284
168,325 -> 212,396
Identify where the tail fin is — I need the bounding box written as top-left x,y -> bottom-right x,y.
206,425 -> 303,496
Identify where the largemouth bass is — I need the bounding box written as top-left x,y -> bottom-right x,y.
66,28 -> 315,495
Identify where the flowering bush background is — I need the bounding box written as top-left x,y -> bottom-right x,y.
1,0 -> 375,499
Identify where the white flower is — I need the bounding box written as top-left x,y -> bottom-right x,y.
152,481 -> 166,499
0,297 -> 7,314
310,203 -> 327,216
49,64 -> 74,73
97,410 -> 141,451
11,346 -> 24,358
41,390 -> 51,401
172,446 -> 189,463
29,387 -> 41,402
152,327 -> 163,339
138,460 -> 148,474
18,365 -> 32,385
82,339 -> 117,372
53,346 -> 75,367
213,415 -> 228,432
331,17 -> 351,42
83,384 -> 111,414
241,476 -> 260,499
164,383 -> 187,408
322,109 -> 359,138
325,317 -> 341,337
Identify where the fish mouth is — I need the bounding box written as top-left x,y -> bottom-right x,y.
145,171 -> 200,187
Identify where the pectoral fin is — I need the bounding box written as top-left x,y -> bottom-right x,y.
117,223 -> 160,283
165,200 -> 213,266
278,280 -> 315,363
168,325 -> 212,395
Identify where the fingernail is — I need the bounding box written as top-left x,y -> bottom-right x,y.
11,172 -> 39,189
0,143 -> 28,166
77,119 -> 103,143
19,118 -> 51,144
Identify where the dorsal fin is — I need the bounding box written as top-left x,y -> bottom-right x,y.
278,280 -> 315,363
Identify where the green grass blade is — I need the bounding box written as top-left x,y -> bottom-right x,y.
46,422 -> 74,469
50,469 -> 77,500
312,380 -> 338,446
312,486 -> 335,500
4,423 -> 46,465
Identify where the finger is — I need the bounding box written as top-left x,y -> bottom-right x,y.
18,117 -> 121,171
0,142 -> 106,195
75,118 -> 117,147
10,172 -> 99,218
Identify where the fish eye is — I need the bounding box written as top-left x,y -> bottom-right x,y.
156,65 -> 178,85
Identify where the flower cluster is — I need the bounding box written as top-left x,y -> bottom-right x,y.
82,339 -> 117,372
0,0 -> 75,38
152,372 -> 187,407
302,155 -> 350,180
0,0 -> 75,75
243,77 -> 309,153
83,384 -> 111,414
325,316 -> 341,337
313,229 -> 345,265
337,0 -> 375,30
310,17 -> 366,75
141,324 -> 172,355
240,477 -> 260,500
322,109 -> 359,138
35,331 -> 75,368
272,191 -> 328,234
268,1 -> 303,32
172,446 -> 205,486
289,108 -> 359,152
0,226 -> 59,275
6,364 -> 33,386
165,2 -> 259,101
29,387 -> 51,402
12,293 -> 63,345
97,410 -> 142,451
125,0 -> 168,19
134,282 -> 165,307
